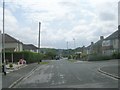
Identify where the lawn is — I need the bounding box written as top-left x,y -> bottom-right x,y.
39,62 -> 49,65
67,59 -> 78,62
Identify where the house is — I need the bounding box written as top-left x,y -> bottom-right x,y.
85,27 -> 120,60
23,44 -> 38,53
0,31 -> 2,52
93,36 -> 104,55
86,42 -> 94,55
102,29 -> 119,55
118,25 -> 120,52
87,36 -> 104,55
2,33 -> 23,52
0,31 -> 2,63
85,36 -> 105,61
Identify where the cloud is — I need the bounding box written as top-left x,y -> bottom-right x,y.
59,1 -> 77,6
119,1 -> 120,25
0,6 -> 19,32
99,12 -> 116,21
0,0 -> 118,49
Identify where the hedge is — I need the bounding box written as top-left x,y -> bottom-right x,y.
2,51 -> 45,64
87,55 -> 113,61
112,52 -> 120,59
86,53 -> 120,61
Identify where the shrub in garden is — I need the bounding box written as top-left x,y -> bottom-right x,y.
9,63 -> 13,68
88,54 -> 112,61
112,52 -> 120,59
4,51 -> 45,64
68,55 -> 72,59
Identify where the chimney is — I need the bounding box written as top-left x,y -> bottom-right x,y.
91,42 -> 94,45
100,36 -> 104,40
118,25 -> 120,30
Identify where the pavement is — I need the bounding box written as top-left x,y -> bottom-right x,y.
73,59 -> 119,79
6,64 -> 27,73
2,63 -> 39,88
13,59 -> 118,88
0,73 -> 2,90
98,65 -> 119,79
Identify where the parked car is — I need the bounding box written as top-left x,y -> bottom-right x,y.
56,56 -> 60,60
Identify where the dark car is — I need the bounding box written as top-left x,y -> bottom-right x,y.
56,56 -> 60,60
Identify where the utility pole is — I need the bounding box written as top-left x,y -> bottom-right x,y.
73,38 -> 76,49
67,41 -> 69,59
118,25 -> 120,53
73,38 -> 76,60
3,0 -> 5,64
2,0 -> 6,75
38,22 -> 41,53
67,41 -> 68,50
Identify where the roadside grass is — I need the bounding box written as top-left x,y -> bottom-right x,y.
39,62 -> 49,65
0,64 -> 2,68
67,59 -> 78,62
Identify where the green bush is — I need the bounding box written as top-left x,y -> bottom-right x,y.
68,55 -> 72,59
87,54 -> 112,61
9,63 -> 13,68
44,51 -> 57,60
112,52 -> 120,59
3,51 -> 45,64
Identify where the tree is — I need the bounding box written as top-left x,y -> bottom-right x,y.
45,51 -> 57,60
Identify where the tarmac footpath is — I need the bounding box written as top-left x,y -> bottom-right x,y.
2,63 -> 39,88
98,65 -> 119,80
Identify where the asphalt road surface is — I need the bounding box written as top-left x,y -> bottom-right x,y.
0,73 -> 2,89
14,59 -> 118,88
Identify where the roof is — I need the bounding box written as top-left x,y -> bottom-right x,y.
105,30 -> 118,40
23,44 -> 38,50
86,45 -> 91,49
86,29 -> 119,49
94,40 -> 103,46
2,33 -> 22,43
86,39 -> 103,49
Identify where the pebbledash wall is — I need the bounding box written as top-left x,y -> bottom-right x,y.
102,30 -> 119,56
0,30 -> 2,63
3,33 -> 23,52
4,42 -> 23,52
85,28 -> 119,61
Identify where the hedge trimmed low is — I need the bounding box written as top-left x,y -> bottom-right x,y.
2,51 -> 45,64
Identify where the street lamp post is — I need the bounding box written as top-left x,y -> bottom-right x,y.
3,0 -> 5,63
66,41 -> 69,59
73,38 -> 76,60
67,41 -> 68,50
2,0 -> 6,75
73,38 -> 76,49
38,22 -> 41,53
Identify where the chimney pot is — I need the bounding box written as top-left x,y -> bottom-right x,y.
91,42 -> 94,45
100,36 -> 104,40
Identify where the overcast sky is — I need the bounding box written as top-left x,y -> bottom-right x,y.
0,0 -> 119,49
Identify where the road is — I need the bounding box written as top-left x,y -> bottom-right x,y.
0,73 -> 2,89
14,59 -> 118,88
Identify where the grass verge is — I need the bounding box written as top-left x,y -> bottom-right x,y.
67,59 -> 78,62
39,62 -> 49,65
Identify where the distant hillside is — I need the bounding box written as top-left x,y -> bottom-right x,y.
40,46 -> 87,57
